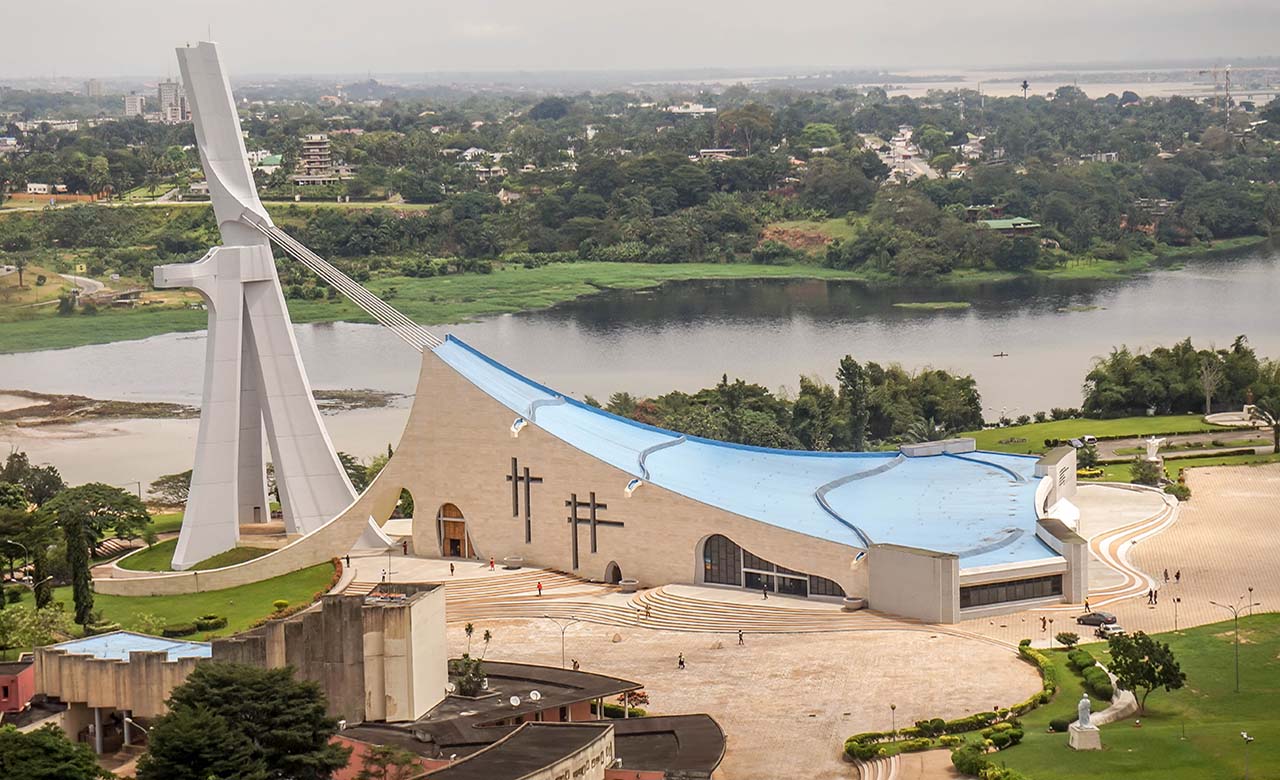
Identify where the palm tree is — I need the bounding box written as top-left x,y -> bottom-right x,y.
464,622 -> 475,655
481,630 -> 493,659
905,417 -> 947,444
14,256 -> 28,287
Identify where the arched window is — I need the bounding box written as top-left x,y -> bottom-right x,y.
702,535 -> 741,586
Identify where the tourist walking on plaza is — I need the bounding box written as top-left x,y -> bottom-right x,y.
571,658 -> 580,671
1163,568 -> 1169,583
1175,570 -> 1181,583
761,584 -> 769,600
449,562 -> 455,576
536,581 -> 543,597
489,556 -> 495,571
677,653 -> 685,670
1041,615 -> 1047,631
1146,589 -> 1154,605
738,630 -> 745,646
645,604 -> 651,620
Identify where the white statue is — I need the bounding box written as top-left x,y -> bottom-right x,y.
1144,436 -> 1166,461
1077,694 -> 1094,728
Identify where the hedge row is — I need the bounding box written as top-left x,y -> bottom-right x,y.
195,614 -> 228,632
162,623 -> 198,638
249,558 -> 345,630
951,744 -> 1031,780
1067,647 -> 1115,700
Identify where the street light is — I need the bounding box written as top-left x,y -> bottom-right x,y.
1174,597 -> 1181,631
1248,587 -> 1254,617
890,703 -> 896,738
1241,731 -> 1254,780
1210,596 -> 1262,693
543,615 -> 580,669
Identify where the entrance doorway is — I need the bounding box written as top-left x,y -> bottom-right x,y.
604,561 -> 623,584
437,503 -> 473,558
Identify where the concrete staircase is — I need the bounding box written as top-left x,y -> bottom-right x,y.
853,753 -> 899,780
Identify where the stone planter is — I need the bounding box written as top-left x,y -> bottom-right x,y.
502,556 -> 524,570
618,578 -> 640,594
842,596 -> 867,612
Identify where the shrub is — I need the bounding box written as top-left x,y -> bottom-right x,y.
594,701 -> 648,719
989,731 -> 1012,749
1067,648 -> 1096,671
1049,717 -> 1071,733
162,623 -> 198,637
86,621 -> 121,636
1164,483 -> 1191,501
1006,728 -> 1024,746
194,614 -> 228,631
844,739 -> 883,761
898,738 -> 934,753
4,587 -> 20,604
951,744 -> 986,775
939,735 -> 963,747
1055,631 -> 1080,649
1018,638 -> 1031,647
272,599 -> 289,611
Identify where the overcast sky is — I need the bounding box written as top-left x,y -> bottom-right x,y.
5,0 -> 1279,79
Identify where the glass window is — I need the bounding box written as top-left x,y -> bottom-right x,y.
744,571 -> 774,592
809,575 -> 846,597
960,575 -> 1063,609
703,534 -> 742,586
742,548 -> 774,573
704,534 -> 846,599
777,575 -> 808,597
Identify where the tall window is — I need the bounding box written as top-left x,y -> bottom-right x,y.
960,575 -> 1063,609
703,534 -> 742,586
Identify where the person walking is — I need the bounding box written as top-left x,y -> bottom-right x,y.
1040,615 -> 1047,631
344,554 -> 351,568
1175,569 -> 1181,583
489,556 -> 495,571
1146,589 -> 1153,605
644,604 -> 651,620
1154,589 -> 1159,605
761,584 -> 769,600
571,658 -> 580,671
1163,568 -> 1169,583
738,629 -> 745,646
449,562 -> 455,576
402,539 -> 409,555
677,653 -> 685,670
1084,598 -> 1090,613
381,568 -> 387,582
536,581 -> 543,597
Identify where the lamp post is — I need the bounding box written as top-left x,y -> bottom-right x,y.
543,615 -> 580,669
1048,618 -> 1055,647
1241,731 -> 1254,780
1174,597 -> 1181,632
890,703 -> 896,738
1248,587 -> 1254,617
1211,597 -> 1262,693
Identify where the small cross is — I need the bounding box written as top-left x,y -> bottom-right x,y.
565,492 -> 622,570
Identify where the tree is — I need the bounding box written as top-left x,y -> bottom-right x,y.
1199,355 -> 1224,415
1129,456 -> 1162,486
1250,359 -> 1280,454
718,104 -> 773,154
137,705 -> 267,780
0,724 -> 109,780
0,482 -> 26,511
836,356 -> 870,451
1107,631 -> 1186,714
528,96 -> 571,121
337,452 -> 368,492
1055,631 -> 1080,649
141,663 -> 350,780
464,622 -> 475,654
797,122 -> 840,149
0,604 -> 73,652
13,256 -> 28,288
0,451 -> 64,507
44,483 -> 148,625
355,744 -> 421,780
147,470 -> 191,506
1077,443 -> 1099,469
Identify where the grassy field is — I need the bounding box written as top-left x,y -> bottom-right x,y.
147,512 -> 184,534
116,538 -> 271,572
999,615 -> 1280,780
965,416 -> 1231,455
1093,451 -> 1280,482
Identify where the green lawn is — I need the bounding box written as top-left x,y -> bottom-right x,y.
1093,452 -> 1280,483
116,538 -> 271,572
999,615 -> 1280,780
966,416 -> 1231,456
147,512 -> 184,534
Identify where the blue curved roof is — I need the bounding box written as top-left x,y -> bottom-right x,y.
434,336 -> 1058,567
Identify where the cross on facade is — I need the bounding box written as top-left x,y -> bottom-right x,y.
565,492 -> 622,570
505,457 -> 543,543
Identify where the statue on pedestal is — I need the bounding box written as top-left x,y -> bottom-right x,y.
1077,693 -> 1094,729
1144,436 -> 1166,462
1068,693 -> 1102,750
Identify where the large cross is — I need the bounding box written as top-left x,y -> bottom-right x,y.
565,492 -> 622,570
505,457 -> 543,543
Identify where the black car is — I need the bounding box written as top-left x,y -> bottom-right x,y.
1076,611 -> 1117,626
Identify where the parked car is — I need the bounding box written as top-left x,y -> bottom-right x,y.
1096,624 -> 1126,639
1082,435 -> 1099,445
1076,611 -> 1118,626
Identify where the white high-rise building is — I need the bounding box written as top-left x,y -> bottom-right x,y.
123,93 -> 146,117
156,78 -> 189,123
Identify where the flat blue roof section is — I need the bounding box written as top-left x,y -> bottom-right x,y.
434,336 -> 1058,566
52,631 -> 212,661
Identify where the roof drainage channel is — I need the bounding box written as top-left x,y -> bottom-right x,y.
636,436 -> 687,480
943,452 -> 1028,483
526,396 -> 565,422
811,454 -> 904,548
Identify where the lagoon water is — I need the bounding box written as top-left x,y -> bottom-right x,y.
2,241 -> 1277,486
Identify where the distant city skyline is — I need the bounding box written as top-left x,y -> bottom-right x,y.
3,0 -> 1279,79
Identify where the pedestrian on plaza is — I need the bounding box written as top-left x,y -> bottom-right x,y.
677,653 -> 685,670
536,581 -> 543,597
571,658 -> 580,671
402,539 -> 409,555
344,554 -> 351,568
1175,570 -> 1181,583
1146,589 -> 1153,605
1154,589 -> 1159,605
489,556 -> 495,571
1041,615 -> 1047,631
1084,598 -> 1090,613
1163,568 -> 1169,583
738,629 -> 745,646
449,562 -> 455,576
761,584 -> 769,600
381,568 -> 387,582
644,604 -> 651,620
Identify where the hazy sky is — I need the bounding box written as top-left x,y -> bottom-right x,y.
4,0 -> 1279,78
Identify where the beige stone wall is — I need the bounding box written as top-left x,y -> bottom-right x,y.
34,648 -> 202,718
867,544 -> 959,623
94,350 -> 874,598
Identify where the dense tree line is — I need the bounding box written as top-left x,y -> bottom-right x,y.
1082,336 -> 1264,417
595,355 -> 983,451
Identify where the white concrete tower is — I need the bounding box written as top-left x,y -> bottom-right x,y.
156,42 -> 373,570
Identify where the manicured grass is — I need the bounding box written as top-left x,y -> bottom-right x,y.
999,615 -> 1280,780
1095,451 -> 1280,483
966,416 -> 1231,456
147,512 -> 184,534
1113,438 -> 1269,456
116,538 -> 272,572
56,561 -> 335,636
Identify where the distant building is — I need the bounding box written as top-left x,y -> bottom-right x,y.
26,183 -> 52,195
0,137 -> 18,155
292,133 -> 339,186
979,216 -> 1041,235
156,78 -> 190,123
123,93 -> 146,117
1079,151 -> 1118,163
318,95 -> 342,107
84,79 -> 102,98
665,102 -> 717,116
697,148 -> 738,161
0,658 -> 34,714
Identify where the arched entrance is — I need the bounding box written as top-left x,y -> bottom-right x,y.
437,503 -> 474,558
604,561 -> 623,584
